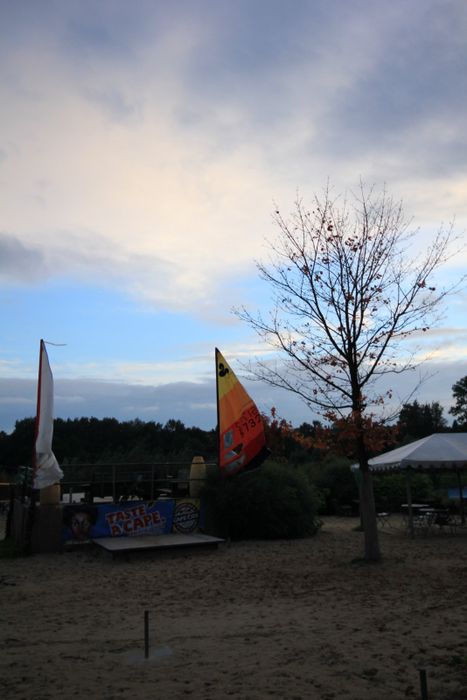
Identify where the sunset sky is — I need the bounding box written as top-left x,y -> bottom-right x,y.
1,0 -> 466,432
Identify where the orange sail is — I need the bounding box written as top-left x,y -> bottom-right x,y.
215,348 -> 269,476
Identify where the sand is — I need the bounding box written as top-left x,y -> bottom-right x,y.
1,516 -> 467,700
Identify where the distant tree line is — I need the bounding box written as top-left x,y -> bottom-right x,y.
1,375 -> 466,471
1,376 -> 466,522
0,416 -> 217,470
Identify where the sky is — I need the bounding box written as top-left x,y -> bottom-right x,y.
1,0 -> 466,433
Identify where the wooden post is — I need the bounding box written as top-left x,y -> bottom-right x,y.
112,464 -> 116,503
405,469 -> 414,539
419,668 -> 428,699
5,484 -> 15,539
144,610 -> 149,659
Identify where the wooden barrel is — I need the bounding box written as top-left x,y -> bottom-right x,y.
189,456 -> 206,498
40,483 -> 61,505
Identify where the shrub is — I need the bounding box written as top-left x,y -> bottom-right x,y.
304,456 -> 358,514
203,462 -> 321,539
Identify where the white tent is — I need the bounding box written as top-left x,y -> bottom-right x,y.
366,433 -> 467,472
354,433 -> 467,536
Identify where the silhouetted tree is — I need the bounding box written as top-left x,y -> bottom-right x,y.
450,376 -> 467,429
398,400 -> 447,441
237,183 -> 463,561
0,416 -> 217,470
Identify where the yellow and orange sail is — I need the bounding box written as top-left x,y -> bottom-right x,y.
215,348 -> 269,476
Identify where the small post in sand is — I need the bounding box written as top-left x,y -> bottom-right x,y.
144,610 -> 149,659
419,668 -> 428,700
405,470 -> 414,539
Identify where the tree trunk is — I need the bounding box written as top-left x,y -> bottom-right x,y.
352,401 -> 381,562
359,467 -> 381,562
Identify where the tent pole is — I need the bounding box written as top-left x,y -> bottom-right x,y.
456,470 -> 465,525
405,469 -> 414,539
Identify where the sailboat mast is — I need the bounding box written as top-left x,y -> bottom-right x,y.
32,339 -> 44,481
215,348 -> 221,469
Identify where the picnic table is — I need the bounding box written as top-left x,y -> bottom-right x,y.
409,507 -> 460,535
418,508 -> 454,532
400,503 -> 429,514
400,504 -> 462,536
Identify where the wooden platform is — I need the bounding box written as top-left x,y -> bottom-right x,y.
92,532 -> 224,557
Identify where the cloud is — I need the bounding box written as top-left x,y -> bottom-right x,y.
1,0 -> 466,318
0,234 -> 47,283
0,0 -> 466,426
1,354 -> 465,435
0,376 -> 218,433
0,229 -> 259,322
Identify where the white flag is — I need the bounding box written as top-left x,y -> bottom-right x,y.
33,340 -> 64,490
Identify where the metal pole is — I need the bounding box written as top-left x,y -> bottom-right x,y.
456,471 -> 465,525
144,610 -> 149,659
112,464 -> 116,503
406,469 -> 414,539
419,668 -> 428,700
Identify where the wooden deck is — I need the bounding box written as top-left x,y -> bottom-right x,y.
92,532 -> 224,557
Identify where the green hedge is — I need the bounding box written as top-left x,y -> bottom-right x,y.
203,462 -> 322,539
299,457 -> 357,514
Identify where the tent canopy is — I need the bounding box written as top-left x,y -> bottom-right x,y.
358,433 -> 467,472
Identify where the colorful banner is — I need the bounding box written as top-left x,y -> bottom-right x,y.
216,348 -> 269,477
172,498 -> 203,534
63,498 -> 203,542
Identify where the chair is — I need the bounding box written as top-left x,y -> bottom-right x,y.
377,512 -> 391,528
434,511 -> 451,532
413,511 -> 433,536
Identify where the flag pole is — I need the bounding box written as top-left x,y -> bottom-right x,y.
215,347 -> 230,542
32,339 -> 44,491
25,339 -> 43,551
215,348 -> 221,471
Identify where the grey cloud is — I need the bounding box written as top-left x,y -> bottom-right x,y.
0,379 -> 36,433
65,18 -> 130,59
0,234 -> 48,282
0,377 -> 219,433
53,231 -> 175,283
0,230 -> 178,302
84,88 -> 143,124
0,374 -> 304,433
5,0 -> 465,183
0,228 -> 245,317
176,1 -> 467,183
1,359 -> 464,434
307,4 -> 467,176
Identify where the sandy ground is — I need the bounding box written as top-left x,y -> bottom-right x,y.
1,515 -> 467,700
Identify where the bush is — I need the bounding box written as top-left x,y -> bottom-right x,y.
304,456 -> 358,514
0,538 -> 23,559
203,462 -> 322,540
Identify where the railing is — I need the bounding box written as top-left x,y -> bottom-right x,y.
58,461 -> 217,503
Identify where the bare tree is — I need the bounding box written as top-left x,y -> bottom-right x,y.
237,183 -> 464,561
